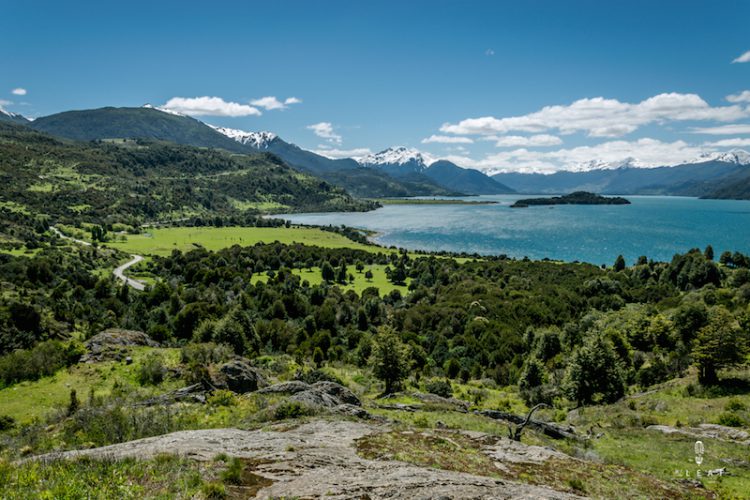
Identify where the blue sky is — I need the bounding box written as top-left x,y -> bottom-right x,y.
2,0 -> 750,172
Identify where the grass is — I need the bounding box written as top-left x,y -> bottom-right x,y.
251,265 -> 410,295
0,347 -> 181,423
0,454 -> 213,499
356,428 -> 709,498
105,226 -> 379,257
0,200 -> 32,215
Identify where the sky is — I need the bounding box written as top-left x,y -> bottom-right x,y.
2,0 -> 750,173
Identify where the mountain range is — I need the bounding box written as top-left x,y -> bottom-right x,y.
492,153 -> 750,199
5,104 -> 750,200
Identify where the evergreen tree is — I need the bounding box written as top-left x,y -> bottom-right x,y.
371,327 -> 409,394
563,333 -> 626,405
321,261 -> 335,282
693,306 -> 749,385
613,255 -> 626,272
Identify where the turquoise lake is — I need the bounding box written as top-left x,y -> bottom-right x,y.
282,195 -> 750,265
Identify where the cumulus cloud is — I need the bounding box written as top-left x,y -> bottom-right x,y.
705,138 -> 750,147
11,88 -> 26,96
485,48 -> 495,56
421,134 -> 474,144
0,99 -> 12,107
307,122 -> 342,144
162,96 -> 261,117
727,90 -> 750,103
250,96 -> 302,110
313,147 -> 373,159
440,93 -> 748,139
447,138 -> 708,174
690,124 -> 750,135
732,50 -> 750,63
492,134 -> 563,147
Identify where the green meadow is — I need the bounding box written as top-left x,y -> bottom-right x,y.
105,226 -> 379,257
251,264 -> 410,295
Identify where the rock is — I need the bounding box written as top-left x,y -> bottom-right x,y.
33,420 -> 580,499
260,381 -> 364,412
257,381 -> 311,395
311,381 -> 361,406
647,424 -> 750,444
214,359 -> 267,394
82,329 -> 159,363
125,356 -> 133,365
333,404 -> 370,419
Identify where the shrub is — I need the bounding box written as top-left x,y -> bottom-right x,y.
272,401 -> 316,421
0,415 -> 16,431
208,390 -> 237,407
137,353 -> 167,386
425,379 -> 453,398
220,457 -> 243,485
717,412 -> 746,427
201,482 -> 227,499
0,340 -> 84,387
725,398 -> 747,412
295,368 -> 343,386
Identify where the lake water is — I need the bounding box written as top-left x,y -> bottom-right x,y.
281,195 -> 750,265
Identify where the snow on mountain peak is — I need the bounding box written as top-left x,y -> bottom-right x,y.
209,125 -> 277,149
359,146 -> 435,168
688,149 -> 750,165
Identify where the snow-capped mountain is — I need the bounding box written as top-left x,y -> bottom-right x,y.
567,157 -> 646,173
688,149 -> 750,166
358,146 -> 435,168
0,108 -> 30,124
209,125 -> 277,150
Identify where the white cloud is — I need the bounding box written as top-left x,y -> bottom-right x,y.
727,90 -> 750,103
250,96 -> 302,111
162,96 -> 261,117
11,88 -> 26,96
440,92 -> 748,138
492,134 -> 563,147
313,147 -> 372,159
732,50 -> 750,63
485,48 -> 495,56
705,138 -> 750,147
421,134 -> 474,144
690,124 -> 750,135
446,138 -> 708,174
0,99 -> 12,107
307,122 -> 342,144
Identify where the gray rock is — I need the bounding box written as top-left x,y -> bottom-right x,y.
82,329 -> 159,363
257,381 -> 311,395
214,359 -> 266,394
34,420 -> 580,499
311,381 -> 361,406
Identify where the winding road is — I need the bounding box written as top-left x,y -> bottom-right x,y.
51,226 -> 146,291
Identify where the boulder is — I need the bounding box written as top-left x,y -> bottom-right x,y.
311,381 -> 361,406
82,329 -> 159,363
214,359 -> 267,394
260,381 -> 363,412
257,381 -> 312,395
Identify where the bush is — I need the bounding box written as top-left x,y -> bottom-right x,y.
425,379 -> 453,398
201,482 -> 227,499
208,390 -> 237,407
295,368 -> 343,386
0,340 -> 84,387
717,412 -> 746,427
725,398 -> 747,412
220,457 -> 243,485
137,353 -> 166,386
0,415 -> 16,431
272,401 -> 316,421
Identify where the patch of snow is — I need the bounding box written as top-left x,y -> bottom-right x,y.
358,146 -> 436,169
209,124 -> 277,149
688,149 -> 750,165
142,104 -> 187,117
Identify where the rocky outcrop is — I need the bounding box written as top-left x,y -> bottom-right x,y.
213,359 -> 267,394
82,329 -> 159,363
33,420 -> 580,499
647,424 -> 750,444
259,381 -> 361,408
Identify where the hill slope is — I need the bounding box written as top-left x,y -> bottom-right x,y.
29,107 -> 249,153
425,160 -> 514,195
0,123 -> 373,226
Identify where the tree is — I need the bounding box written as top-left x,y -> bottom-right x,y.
364,270 -> 373,281
356,261 -> 365,273
389,261 -> 407,286
321,261 -> 335,282
371,327 -> 409,394
336,260 -> 348,284
692,306 -> 750,385
563,333 -> 626,405
613,255 -> 626,272
704,245 -> 714,261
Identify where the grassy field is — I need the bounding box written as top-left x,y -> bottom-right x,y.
105,226 -> 380,257
0,348 -> 181,422
251,265 -> 410,295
